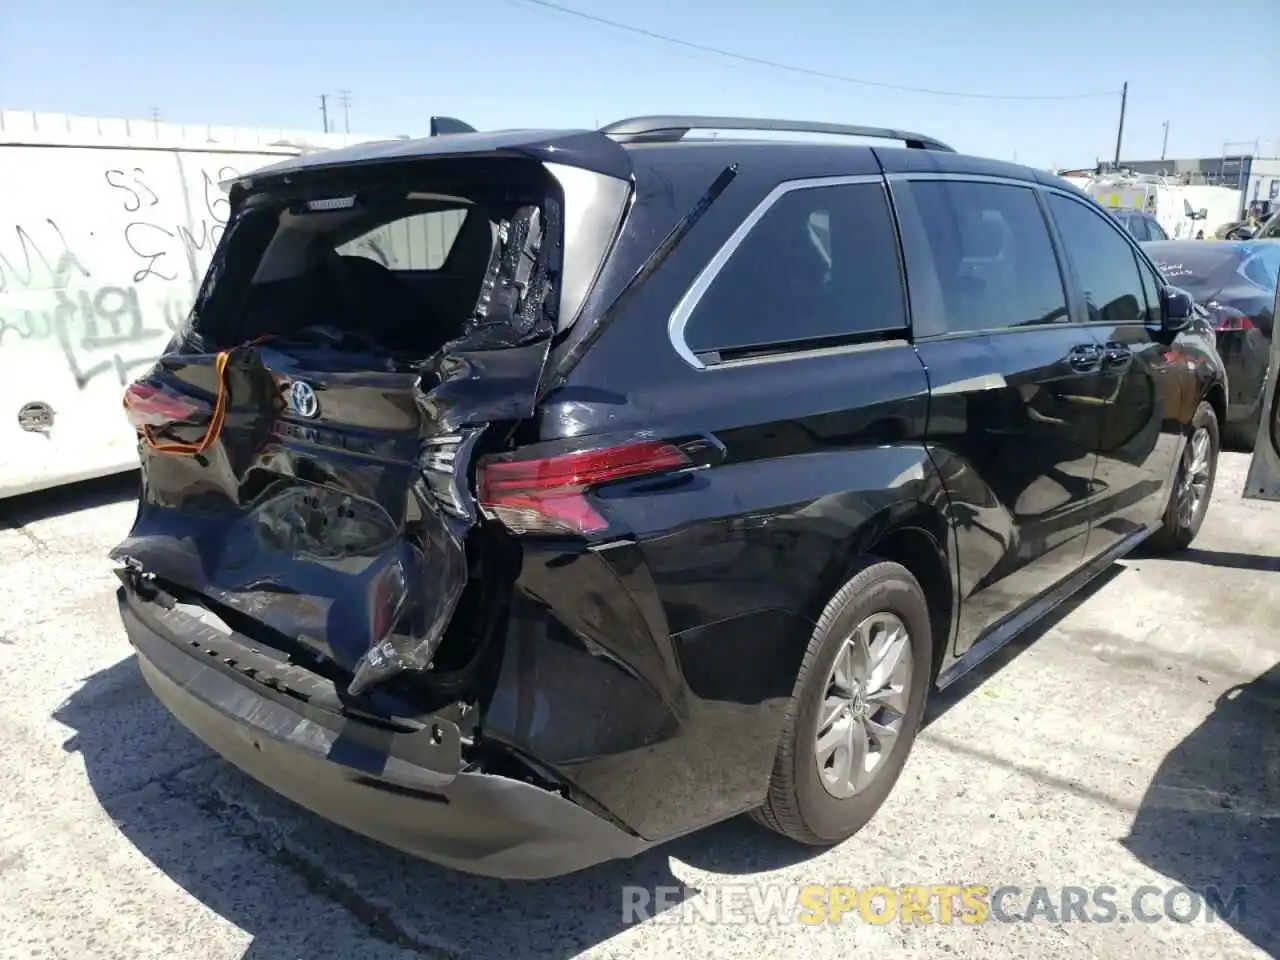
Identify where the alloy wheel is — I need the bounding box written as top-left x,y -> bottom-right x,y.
1176,426 -> 1212,528
815,612 -> 914,799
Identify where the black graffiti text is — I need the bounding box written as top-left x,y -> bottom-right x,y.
1,283 -> 187,390
52,285 -> 177,389
201,167 -> 239,225
0,221 -> 91,295
104,168 -> 161,214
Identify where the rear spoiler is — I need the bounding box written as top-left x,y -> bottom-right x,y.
213,116 -> 482,193
1242,260 -> 1280,500
430,116 -> 477,136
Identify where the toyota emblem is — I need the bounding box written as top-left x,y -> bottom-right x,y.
289,380 -> 319,418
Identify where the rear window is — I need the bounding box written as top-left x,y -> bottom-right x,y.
187,160 -> 631,358
1114,212 -> 1146,240
196,195 -> 502,355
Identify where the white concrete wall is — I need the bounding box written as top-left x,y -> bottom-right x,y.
0,112 -> 393,497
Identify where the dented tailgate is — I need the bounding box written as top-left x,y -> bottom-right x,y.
112,134 -> 633,704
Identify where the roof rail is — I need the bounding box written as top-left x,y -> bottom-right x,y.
430,116 -> 477,136
599,115 -> 954,152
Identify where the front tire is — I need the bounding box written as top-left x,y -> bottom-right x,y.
1149,400 -> 1219,554
751,559 -> 932,846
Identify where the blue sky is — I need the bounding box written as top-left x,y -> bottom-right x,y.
2,0 -> 1277,169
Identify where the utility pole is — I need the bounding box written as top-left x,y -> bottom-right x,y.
337,89 -> 352,134
1113,81 -> 1128,167
1160,120 -> 1169,161
319,94 -> 330,133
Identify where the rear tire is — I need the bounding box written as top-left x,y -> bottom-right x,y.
1148,400 -> 1219,554
751,559 -> 932,846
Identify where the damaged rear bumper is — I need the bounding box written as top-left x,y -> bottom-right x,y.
117,580 -> 651,879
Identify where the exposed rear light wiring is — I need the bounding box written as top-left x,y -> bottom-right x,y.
476,439 -> 695,536
128,350 -> 232,456
122,336 -> 274,457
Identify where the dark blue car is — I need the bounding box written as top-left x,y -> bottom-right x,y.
1111,209 -> 1171,241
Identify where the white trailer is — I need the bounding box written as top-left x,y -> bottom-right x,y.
1085,173 -> 1242,239
0,112 -> 386,498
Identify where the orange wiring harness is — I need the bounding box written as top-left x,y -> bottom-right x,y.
140,349 -> 233,456
137,336 -> 273,456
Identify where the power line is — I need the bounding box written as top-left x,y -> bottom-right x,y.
502,0 -> 1120,102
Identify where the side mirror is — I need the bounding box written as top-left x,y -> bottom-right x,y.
1233,225 -> 1258,240
1160,285 -> 1194,333
1197,208 -> 1208,220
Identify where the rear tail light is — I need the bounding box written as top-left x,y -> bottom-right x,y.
122,380 -> 209,431
476,439 -> 693,536
1207,303 -> 1256,332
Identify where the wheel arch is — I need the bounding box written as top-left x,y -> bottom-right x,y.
806,502 -> 956,685
1204,379 -> 1227,432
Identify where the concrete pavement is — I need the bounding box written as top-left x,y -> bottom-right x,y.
1,453 -> 1276,959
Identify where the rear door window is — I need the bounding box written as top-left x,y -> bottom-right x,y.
681,181 -> 907,359
893,179 -> 1069,337
1047,194 -> 1147,326
1146,217 -> 1169,241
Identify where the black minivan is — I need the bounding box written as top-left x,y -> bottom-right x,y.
112,115 -> 1228,879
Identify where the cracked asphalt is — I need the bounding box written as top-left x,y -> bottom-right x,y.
1,453 -> 1276,960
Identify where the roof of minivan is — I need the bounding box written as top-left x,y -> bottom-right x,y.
231,124 -> 1073,196
232,127 -> 638,184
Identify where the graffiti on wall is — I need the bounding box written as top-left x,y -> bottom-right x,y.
0,149 -> 282,391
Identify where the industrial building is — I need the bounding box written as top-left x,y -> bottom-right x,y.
1116,154 -> 1280,217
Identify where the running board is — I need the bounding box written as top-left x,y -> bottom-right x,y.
936,526 -> 1150,691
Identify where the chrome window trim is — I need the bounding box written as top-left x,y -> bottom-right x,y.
706,338 -> 909,370
666,173 -> 886,371
884,171 -> 1042,189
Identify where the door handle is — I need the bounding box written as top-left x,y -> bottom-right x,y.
1066,343 -> 1103,372
1102,342 -> 1132,370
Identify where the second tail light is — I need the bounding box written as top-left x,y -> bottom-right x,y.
122,380 -> 209,431
476,439 -> 695,536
